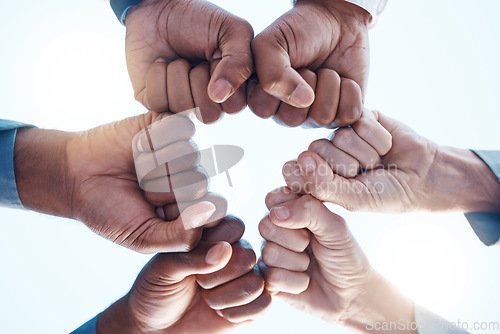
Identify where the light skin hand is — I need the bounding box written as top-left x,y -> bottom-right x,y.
14,111 -> 221,254
259,187 -> 417,334
284,110 -> 500,213
125,0 -> 254,122
248,0 -> 369,127
98,217 -> 271,334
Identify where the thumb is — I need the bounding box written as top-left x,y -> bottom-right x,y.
252,33 -> 315,108
148,241 -> 233,285
268,195 -> 351,248
208,18 -> 254,103
131,201 -> 218,254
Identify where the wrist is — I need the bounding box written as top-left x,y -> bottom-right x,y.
97,295 -> 142,334
14,127 -> 75,218
427,146 -> 500,213
341,271 -> 417,334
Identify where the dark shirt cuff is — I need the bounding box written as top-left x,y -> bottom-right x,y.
464,150 -> 500,246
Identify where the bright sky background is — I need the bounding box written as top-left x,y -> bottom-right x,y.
0,0 -> 499,333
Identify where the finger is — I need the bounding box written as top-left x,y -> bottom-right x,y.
282,161 -> 308,194
197,240 -> 256,289
133,113 -> 195,155
208,19 -> 254,103
264,186 -> 300,210
129,201 -> 218,254
145,59 -> 169,111
247,78 -> 281,119
160,192 -> 228,228
143,167 -> 209,206
331,127 -> 381,170
203,267 -> 264,310
335,78 -> 363,127
308,139 -> 360,178
202,215 -> 245,244
167,59 -> 195,113
261,241 -> 310,272
190,62 -> 224,124
268,194 -> 352,245
275,68 -> 316,127
216,291 -> 272,323
221,85 -> 247,115
258,215 -> 310,253
252,34 -> 314,108
137,140 -> 199,182
148,241 -> 233,283
352,109 -> 393,155
308,68 -> 341,127
289,152 -> 373,210
260,264 -> 309,295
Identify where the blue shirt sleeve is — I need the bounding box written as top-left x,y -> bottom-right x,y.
414,304 -> 469,334
70,315 -> 98,334
110,0 -> 143,25
465,150 -> 500,246
0,120 -> 35,209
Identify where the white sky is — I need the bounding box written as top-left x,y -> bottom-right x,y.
0,1 -> 499,333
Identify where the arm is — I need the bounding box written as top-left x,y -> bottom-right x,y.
284,109 -> 500,214
259,187 -> 469,333
72,217 -> 271,334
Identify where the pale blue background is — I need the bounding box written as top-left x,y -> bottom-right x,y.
0,0 -> 499,333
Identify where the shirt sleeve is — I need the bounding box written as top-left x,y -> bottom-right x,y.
344,0 -> 388,23
0,120 -> 35,209
110,0 -> 143,25
464,150 -> 500,246
414,305 -> 469,334
70,315 -> 98,334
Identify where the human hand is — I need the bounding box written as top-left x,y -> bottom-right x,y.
98,216 -> 271,333
283,109 -> 500,213
248,0 -> 369,127
14,111 -> 223,253
259,188 -> 416,333
125,0 -> 253,122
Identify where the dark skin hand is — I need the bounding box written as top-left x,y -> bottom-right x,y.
248,0 -> 370,127
98,216 -> 271,333
125,0 -> 254,122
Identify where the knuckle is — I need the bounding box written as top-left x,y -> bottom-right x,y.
258,217 -> 274,240
261,243 -> 278,265
332,128 -> 353,148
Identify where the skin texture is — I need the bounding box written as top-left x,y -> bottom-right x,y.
125,0 -> 254,122
98,217 -> 271,333
259,188 -> 417,334
248,0 -> 370,127
283,109 -> 500,213
14,111 -> 220,254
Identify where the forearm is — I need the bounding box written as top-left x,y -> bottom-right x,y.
342,272 -> 417,334
426,146 -> 500,213
14,127 -> 75,217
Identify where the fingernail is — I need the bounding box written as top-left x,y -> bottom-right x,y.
185,201 -> 216,229
215,309 -> 224,318
290,84 -> 314,108
300,156 -> 317,173
206,242 -> 229,265
272,206 -> 290,221
210,78 -> 233,103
